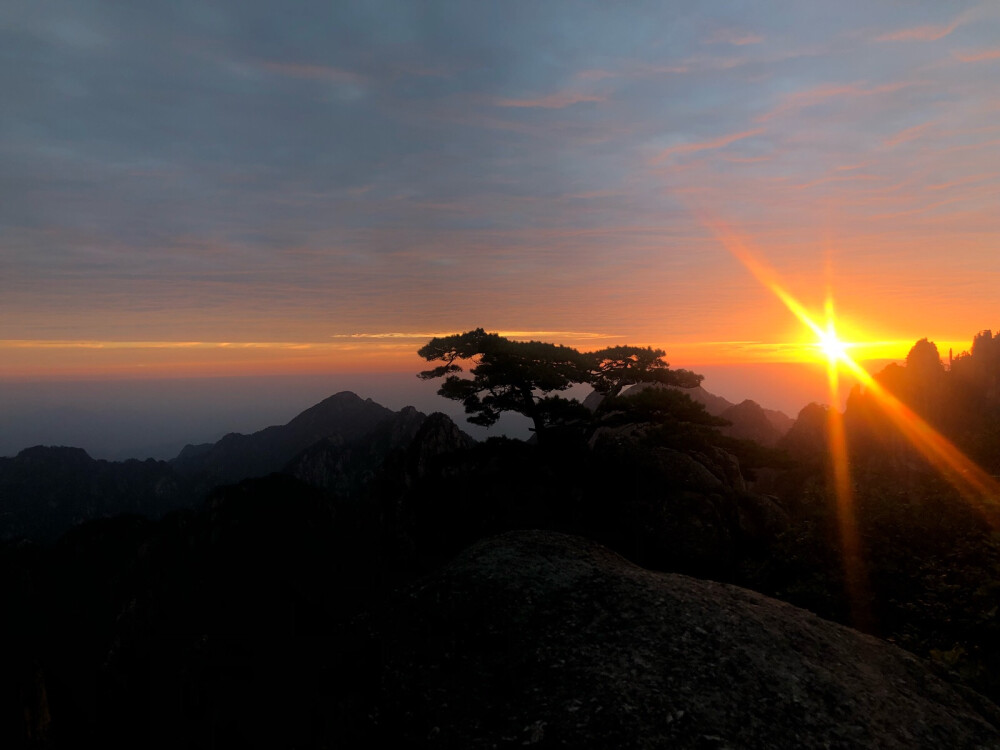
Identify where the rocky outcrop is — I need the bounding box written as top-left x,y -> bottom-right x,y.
375,530 -> 1000,749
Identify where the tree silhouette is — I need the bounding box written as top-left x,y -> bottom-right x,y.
586,345 -> 703,399
419,331 -> 709,441
418,329 -> 590,439
596,386 -> 725,430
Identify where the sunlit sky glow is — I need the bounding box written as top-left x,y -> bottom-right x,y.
3,1 -> 999,382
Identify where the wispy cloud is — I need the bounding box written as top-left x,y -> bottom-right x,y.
874,13 -> 966,42
259,60 -> 363,84
926,173 -> 1000,191
793,174 -> 882,190
0,340 -> 324,350
721,155 -> 772,164
704,28 -> 763,46
576,69 -> 618,80
493,92 -> 604,109
757,81 -> 919,122
651,128 -> 764,164
330,330 -> 619,341
952,48 -> 1000,63
884,120 -> 938,148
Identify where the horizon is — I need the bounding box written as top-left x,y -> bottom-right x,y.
0,351 -> 919,461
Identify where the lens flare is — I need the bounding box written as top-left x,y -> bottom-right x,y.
817,330 -> 847,363
701,215 -> 1000,628
817,298 -> 849,365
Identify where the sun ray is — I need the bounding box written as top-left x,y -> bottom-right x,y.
700,216 -> 871,625
700,215 -> 1000,626
704,218 -> 1000,517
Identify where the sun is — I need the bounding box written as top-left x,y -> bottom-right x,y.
817,325 -> 848,364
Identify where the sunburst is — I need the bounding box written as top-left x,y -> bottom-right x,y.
701,215 -> 1000,629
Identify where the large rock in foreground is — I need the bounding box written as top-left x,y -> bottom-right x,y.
377,530 -> 1000,748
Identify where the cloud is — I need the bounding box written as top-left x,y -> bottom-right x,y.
651,128 -> 764,164
258,60 -> 363,84
952,48 -> 1000,63
492,92 -> 604,109
756,81 -> 919,122
575,69 -> 618,80
331,330 -> 618,341
883,120 -> 938,148
793,174 -> 882,190
926,173 -> 1000,191
704,28 -> 763,46
874,13 -> 965,42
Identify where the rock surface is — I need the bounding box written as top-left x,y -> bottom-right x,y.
376,530 -> 1000,749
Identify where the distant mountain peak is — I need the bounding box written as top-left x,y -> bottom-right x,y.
16,445 -> 94,463
171,391 -> 403,485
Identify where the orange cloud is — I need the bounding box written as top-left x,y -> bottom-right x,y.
651,128 -> 764,164
952,48 -> 1000,63
756,81 -> 917,122
874,15 -> 964,42
793,174 -> 882,190
883,120 -> 938,148
926,173 -> 999,190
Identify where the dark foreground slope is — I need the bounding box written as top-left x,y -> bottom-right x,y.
374,530 -> 1000,749
10,520 -> 995,748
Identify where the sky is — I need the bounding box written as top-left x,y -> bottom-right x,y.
3,1 -> 1000,456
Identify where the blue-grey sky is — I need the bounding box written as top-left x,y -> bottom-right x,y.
3,0 -> 1000,378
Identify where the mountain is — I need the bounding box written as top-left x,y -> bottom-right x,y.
285,406 -> 475,496
1,392 -> 474,542
718,398 -> 785,446
680,385 -> 794,436
170,391 -> 398,485
0,446 -> 186,542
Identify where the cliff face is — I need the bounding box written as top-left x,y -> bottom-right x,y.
375,530 -> 1000,749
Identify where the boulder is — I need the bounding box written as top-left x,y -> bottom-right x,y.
375,530 -> 1000,748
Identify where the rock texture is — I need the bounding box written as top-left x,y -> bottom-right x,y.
376,530 -> 1000,749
